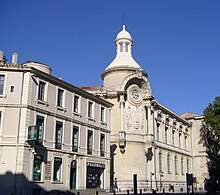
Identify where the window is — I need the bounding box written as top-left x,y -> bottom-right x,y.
36,115 -> 44,144
172,130 -> 175,145
88,101 -> 93,118
38,81 -> 46,101
33,155 -> 43,181
179,133 -> 181,148
0,75 -> 5,95
186,158 -> 189,173
119,42 -> 123,52
167,154 -> 171,174
181,157 -> 184,175
87,130 -> 93,154
0,111 -> 2,127
100,133 -> 105,157
184,135 -> 187,149
159,152 -> 163,173
125,42 -> 129,52
73,95 -> 79,113
53,157 -> 62,182
174,156 -> 178,175
156,123 -> 160,140
72,125 -> 79,152
165,127 -> 168,143
55,121 -> 63,149
100,106 -> 105,122
57,89 -> 64,107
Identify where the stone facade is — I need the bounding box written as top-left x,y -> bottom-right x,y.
83,25 -> 208,192
0,58 -> 112,194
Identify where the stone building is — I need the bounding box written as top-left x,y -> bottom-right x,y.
0,25 -> 208,194
0,53 -> 113,194
81,25 -> 208,192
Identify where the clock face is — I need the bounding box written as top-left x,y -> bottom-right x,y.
132,89 -> 139,100
128,85 -> 142,105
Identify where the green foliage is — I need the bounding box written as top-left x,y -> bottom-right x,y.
200,96 -> 220,182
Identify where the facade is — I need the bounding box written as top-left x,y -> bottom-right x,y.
0,25 -> 208,194
82,25 -> 208,192
0,54 -> 113,194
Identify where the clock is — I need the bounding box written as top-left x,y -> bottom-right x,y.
128,85 -> 142,104
131,89 -> 140,100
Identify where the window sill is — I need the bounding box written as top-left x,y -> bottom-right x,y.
55,106 -> 66,112
36,99 -> 49,106
100,121 -> 107,126
52,181 -> 63,184
87,117 -> 95,123
0,94 -> 7,98
72,112 -> 82,118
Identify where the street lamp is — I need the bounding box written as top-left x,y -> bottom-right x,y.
160,174 -> 163,191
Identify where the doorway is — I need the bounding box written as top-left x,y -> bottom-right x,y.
70,160 -> 77,189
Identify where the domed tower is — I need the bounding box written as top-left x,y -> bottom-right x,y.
101,26 -> 153,191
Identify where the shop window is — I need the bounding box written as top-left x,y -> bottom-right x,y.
55,121 -> 63,149
53,157 -> 62,182
33,155 -> 43,181
72,125 -> 79,152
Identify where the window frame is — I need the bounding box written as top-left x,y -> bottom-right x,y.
100,133 -> 105,157
53,157 -> 62,182
87,129 -> 93,155
33,155 -> 43,182
55,121 -> 63,149
73,95 -> 80,113
36,115 -> 44,144
0,75 -> 5,95
72,124 -> 79,152
87,101 -> 94,118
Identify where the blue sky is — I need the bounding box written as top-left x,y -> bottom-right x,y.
1,0 -> 220,115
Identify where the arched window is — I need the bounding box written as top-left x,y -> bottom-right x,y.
186,158 -> 189,173
159,151 -> 163,173
174,155 -> 178,175
181,157 -> 184,175
167,153 -> 171,174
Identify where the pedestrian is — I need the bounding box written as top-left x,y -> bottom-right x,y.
114,178 -> 118,191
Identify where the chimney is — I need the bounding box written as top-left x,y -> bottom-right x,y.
0,51 -> 3,65
12,53 -> 18,64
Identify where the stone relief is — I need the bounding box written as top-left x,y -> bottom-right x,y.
126,105 -> 144,134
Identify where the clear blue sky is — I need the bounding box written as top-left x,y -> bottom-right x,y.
1,0 -> 220,115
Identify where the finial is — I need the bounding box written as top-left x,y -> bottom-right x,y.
123,25 -> 126,31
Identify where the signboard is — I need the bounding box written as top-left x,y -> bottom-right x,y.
87,162 -> 105,169
27,125 -> 39,141
45,161 -> 52,180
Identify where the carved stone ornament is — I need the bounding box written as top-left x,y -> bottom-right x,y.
126,105 -> 144,134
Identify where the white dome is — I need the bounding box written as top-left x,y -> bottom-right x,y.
116,25 -> 132,41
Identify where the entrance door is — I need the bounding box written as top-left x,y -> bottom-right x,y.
70,160 -> 77,189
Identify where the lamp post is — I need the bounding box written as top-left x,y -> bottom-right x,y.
150,172 -> 154,191
160,174 -> 163,191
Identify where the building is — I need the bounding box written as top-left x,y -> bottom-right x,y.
0,53 -> 113,194
0,25 -> 208,194
81,25 -> 208,192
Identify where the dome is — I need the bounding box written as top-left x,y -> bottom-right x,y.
116,25 -> 132,41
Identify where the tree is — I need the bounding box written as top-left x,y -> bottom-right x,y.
200,96 -> 220,191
